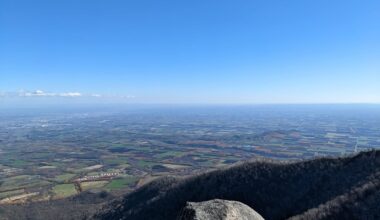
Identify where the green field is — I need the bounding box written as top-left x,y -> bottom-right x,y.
55,173 -> 76,182
155,151 -> 185,159
0,189 -> 25,199
81,181 -> 108,191
103,157 -> 130,166
52,184 -> 77,198
9,159 -> 29,168
0,175 -> 49,191
136,160 -> 157,168
105,177 -> 138,190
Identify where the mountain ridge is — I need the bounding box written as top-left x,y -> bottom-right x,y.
94,150 -> 380,220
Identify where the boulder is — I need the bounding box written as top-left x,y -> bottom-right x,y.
178,199 -> 264,220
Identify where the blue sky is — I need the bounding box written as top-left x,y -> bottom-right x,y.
1,0 -> 379,104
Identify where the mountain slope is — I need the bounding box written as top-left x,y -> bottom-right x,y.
94,150 -> 380,220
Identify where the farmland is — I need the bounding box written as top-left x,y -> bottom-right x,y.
0,105 -> 379,203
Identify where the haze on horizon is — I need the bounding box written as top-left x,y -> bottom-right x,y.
1,0 -> 379,106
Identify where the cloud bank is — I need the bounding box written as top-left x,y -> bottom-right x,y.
0,90 -> 135,100
18,90 -> 83,97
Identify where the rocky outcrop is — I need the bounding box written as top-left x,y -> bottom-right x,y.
177,199 -> 264,220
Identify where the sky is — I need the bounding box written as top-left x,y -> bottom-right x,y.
0,0 -> 379,105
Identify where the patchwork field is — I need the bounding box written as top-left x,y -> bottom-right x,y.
0,106 -> 379,203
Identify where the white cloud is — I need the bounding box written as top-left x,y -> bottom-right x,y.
59,92 -> 82,97
34,90 -> 46,95
18,90 -> 82,97
20,90 -> 53,97
1,90 -> 135,100
121,95 -> 136,99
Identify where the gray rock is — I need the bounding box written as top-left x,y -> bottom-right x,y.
178,199 -> 264,220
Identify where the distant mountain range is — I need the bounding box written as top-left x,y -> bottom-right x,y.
1,150 -> 379,220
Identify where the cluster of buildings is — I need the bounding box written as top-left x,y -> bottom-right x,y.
75,172 -> 119,182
